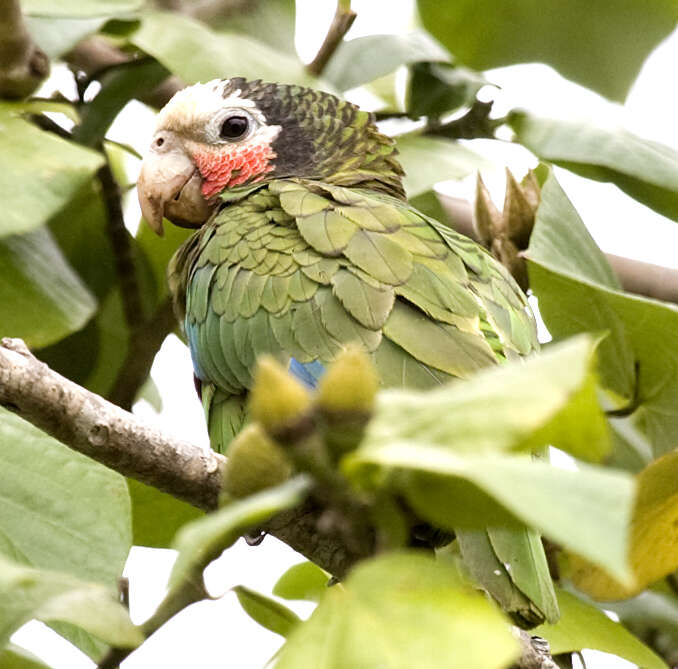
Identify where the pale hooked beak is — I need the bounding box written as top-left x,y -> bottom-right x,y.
137,130 -> 214,236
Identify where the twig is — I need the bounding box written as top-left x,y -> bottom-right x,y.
66,35 -> 183,109
306,0 -> 356,77
98,577 -> 207,669
0,337 -> 370,577
435,191 -> 678,306
97,159 -> 145,333
0,0 -> 49,99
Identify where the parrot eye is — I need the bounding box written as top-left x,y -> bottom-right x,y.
219,115 -> 249,140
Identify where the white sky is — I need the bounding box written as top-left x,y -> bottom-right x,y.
11,0 -> 678,667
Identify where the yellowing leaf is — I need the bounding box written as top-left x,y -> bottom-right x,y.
570,449 -> 678,600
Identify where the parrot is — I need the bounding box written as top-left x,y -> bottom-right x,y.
137,78 -> 557,626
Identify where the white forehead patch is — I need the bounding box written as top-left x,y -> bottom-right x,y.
156,79 -> 265,132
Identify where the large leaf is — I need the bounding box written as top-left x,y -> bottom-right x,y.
395,134 -> 488,198
324,32 -> 449,92
0,228 -> 97,348
362,336 -> 608,461
0,555 -> 142,651
407,62 -> 487,118
25,17 -> 108,58
527,173 -> 678,455
0,105 -> 103,237
346,445 -> 633,584
417,0 -> 678,101
533,590 -> 667,669
214,0 -> 296,56
0,409 -> 131,585
233,586 -> 301,638
275,552 -> 518,669
130,11 -> 313,88
509,111 -> 678,222
128,478 -> 202,549
569,449 -> 678,600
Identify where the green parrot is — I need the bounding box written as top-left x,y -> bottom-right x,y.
137,78 -> 557,626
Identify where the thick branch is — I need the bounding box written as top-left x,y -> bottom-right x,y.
306,0 -> 356,77
0,337 -> 369,577
436,192 -> 678,305
0,0 -> 49,98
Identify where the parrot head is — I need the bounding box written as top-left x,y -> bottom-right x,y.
137,78 -> 404,235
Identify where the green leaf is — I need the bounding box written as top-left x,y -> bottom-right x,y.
0,105 -> 103,237
362,335 -> 608,461
273,562 -> 329,603
276,552 -> 518,669
213,0 -> 296,55
346,445 -> 633,584
527,172 -> 678,455
407,62 -> 487,118
0,645 -> 53,669
509,111 -> 678,222
417,0 -> 678,101
0,555 -> 142,651
170,477 -> 310,589
22,0 -> 142,17
0,228 -> 97,348
26,16 -> 108,58
533,590 -> 667,669
395,134 -> 489,198
128,478 -> 202,549
324,32 -> 449,92
233,585 -> 301,638
130,10 -> 313,87
0,409 -> 131,585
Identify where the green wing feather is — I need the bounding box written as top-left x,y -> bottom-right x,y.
170,178 -> 538,452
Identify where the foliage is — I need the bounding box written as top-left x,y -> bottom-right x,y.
2,0 -> 678,667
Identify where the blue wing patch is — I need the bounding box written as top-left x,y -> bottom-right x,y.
289,358 -> 325,389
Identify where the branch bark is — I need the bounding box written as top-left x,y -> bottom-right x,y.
0,0 -> 49,99
436,192 -> 678,305
0,337 -> 370,577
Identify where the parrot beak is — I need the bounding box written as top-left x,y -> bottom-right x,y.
137,130 -> 213,236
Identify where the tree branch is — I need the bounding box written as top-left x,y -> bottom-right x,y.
306,0 -> 356,77
0,337 -> 370,577
0,0 -> 49,99
514,632 -> 559,669
436,192 -> 678,305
